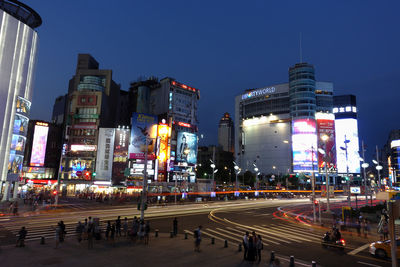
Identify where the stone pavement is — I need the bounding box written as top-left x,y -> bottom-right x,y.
0,232 -> 311,267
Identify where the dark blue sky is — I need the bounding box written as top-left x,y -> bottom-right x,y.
26,0 -> 400,160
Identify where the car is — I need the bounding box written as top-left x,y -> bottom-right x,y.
369,239 -> 400,258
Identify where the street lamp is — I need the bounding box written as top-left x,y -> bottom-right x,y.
233,162 -> 240,191
253,163 -> 259,189
320,134 -> 331,212
373,145 -> 383,189
340,136 -> 351,207
361,161 -> 369,205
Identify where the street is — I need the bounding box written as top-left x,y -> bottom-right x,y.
0,198 -> 394,266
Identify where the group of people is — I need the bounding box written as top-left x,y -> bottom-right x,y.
242,231 -> 264,262
54,221 -> 67,248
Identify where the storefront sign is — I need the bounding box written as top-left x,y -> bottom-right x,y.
241,87 -> 276,100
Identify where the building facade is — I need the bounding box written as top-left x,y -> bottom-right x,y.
382,130 -> 400,185
0,0 -> 41,200
60,54 -> 120,193
234,63 -> 334,177
218,113 -> 234,153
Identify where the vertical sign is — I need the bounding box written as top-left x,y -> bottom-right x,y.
129,113 -> 158,160
112,128 -> 129,185
316,113 -> 336,172
292,119 -> 318,172
95,128 -> 115,181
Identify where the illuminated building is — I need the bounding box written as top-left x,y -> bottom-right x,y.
0,1 -> 41,200
60,54 -> 120,193
21,121 -> 62,186
382,130 -> 400,184
333,95 -> 360,174
235,63 -> 334,176
218,113 -> 234,153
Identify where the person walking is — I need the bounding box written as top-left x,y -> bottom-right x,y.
383,221 -> 389,240
110,223 -> 116,246
13,201 -> 18,216
76,221 -> 84,243
242,231 -> 249,260
59,221 -> 66,243
131,218 -> 139,244
54,224 -> 61,249
123,217 -> 128,237
247,236 -> 256,261
16,227 -> 27,247
138,220 -> 145,242
87,222 -> 94,249
116,216 -> 121,237
256,235 -> 263,263
173,217 -> 178,236
106,221 -> 111,240
194,225 -> 202,252
356,219 -> 361,237
363,219 -> 369,238
144,221 -> 150,245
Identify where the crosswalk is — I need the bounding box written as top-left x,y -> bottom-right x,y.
185,223 -> 323,247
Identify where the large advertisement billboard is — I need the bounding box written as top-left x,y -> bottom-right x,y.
176,132 -> 197,165
129,113 -> 158,160
292,119 -> 318,172
112,128 -> 129,185
157,124 -> 171,181
335,118 -> 360,174
95,128 -> 115,181
316,113 -> 336,172
30,123 -> 49,167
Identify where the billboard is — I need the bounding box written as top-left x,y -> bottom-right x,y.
176,132 -> 197,165
335,118 -> 360,174
95,128 -> 115,181
292,119 -> 318,172
129,113 -> 158,160
112,128 -> 129,185
316,113 -> 336,172
30,124 -> 49,166
157,124 -> 171,180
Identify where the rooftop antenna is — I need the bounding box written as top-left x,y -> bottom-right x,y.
299,32 -> 302,63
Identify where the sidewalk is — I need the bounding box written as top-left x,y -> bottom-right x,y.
0,233 -> 289,267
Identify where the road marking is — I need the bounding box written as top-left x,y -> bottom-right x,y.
275,256 -> 311,267
253,213 -> 270,216
206,228 -> 242,243
348,243 -> 370,255
357,261 -> 382,267
0,218 -> 10,221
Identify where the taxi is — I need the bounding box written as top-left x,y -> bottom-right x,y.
369,239 -> 400,258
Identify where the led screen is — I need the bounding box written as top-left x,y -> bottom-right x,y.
129,113 -> 158,160
292,119 -> 317,172
335,118 -> 360,173
176,132 -> 197,165
30,124 -> 49,166
113,128 -> 130,185
316,116 -> 336,172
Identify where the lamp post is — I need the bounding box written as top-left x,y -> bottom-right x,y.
253,163 -> 259,190
373,145 -> 382,190
311,145 -> 316,223
361,140 -> 368,205
233,162 -> 240,191
320,134 -> 330,212
340,136 -> 351,207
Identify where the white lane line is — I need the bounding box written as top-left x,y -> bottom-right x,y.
233,226 -> 289,244
275,256 -> 311,267
357,261 -> 382,267
226,227 -> 280,245
0,218 -> 10,221
253,213 -> 271,216
206,228 -> 242,243
348,243 -> 371,255
269,225 -> 321,239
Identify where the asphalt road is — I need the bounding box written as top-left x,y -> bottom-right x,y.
0,198 -> 394,267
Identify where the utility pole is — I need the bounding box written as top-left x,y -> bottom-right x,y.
311,146 -> 316,223
212,146 -> 215,191
376,145 -> 381,189
362,140 -> 368,205
388,201 -> 398,267
55,146 -> 65,206
140,137 -> 149,221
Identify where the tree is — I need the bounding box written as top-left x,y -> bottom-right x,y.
243,171 -> 255,186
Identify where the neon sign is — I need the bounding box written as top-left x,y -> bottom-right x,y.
241,87 -> 276,100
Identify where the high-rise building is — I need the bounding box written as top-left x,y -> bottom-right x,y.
333,95 -> 360,175
235,63 -> 334,176
60,54 -> 120,193
382,130 -> 400,184
218,113 -> 234,153
0,1 -> 41,200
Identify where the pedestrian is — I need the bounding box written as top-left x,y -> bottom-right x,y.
116,216 -> 121,237
363,219 -> 369,238
106,221 -> 111,240
83,218 -> 88,240
242,231 -> 249,260
13,201 -> 18,216
55,224 -> 61,249
16,227 -> 27,247
123,217 -> 128,237
59,221 -> 66,242
173,217 -> 178,236
256,235 -> 263,263
247,235 -> 256,261
76,221 -> 84,243
144,221 -> 150,245
194,225 -> 202,252
87,223 -> 94,249
138,220 -> 145,242
131,217 -> 139,243
383,222 -> 389,240
110,223 -> 116,246
356,219 -> 361,237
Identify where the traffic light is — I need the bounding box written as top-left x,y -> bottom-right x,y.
314,200 -> 319,206
92,172 -> 96,177
53,190 -> 58,196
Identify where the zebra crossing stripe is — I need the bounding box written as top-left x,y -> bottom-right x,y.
268,224 -> 321,239
205,228 -> 241,243
227,226 -> 282,245
215,227 -> 269,246
253,225 -> 318,243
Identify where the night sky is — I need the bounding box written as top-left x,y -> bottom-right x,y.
25,0 -> 400,161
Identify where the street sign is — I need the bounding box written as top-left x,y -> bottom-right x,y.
350,187 -> 361,194
76,171 -> 82,177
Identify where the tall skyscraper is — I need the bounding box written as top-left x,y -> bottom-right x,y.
218,113 -> 234,153
0,1 -> 41,200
